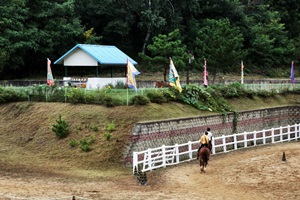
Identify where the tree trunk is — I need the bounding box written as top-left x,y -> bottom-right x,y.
142,30 -> 151,55
164,67 -> 168,82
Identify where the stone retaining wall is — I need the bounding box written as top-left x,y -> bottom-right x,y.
123,106 -> 300,166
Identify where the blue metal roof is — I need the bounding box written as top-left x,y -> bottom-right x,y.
54,44 -> 138,65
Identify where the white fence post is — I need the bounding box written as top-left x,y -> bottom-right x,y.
234,134 -> 237,150
162,145 -> 166,168
133,152 -> 138,174
280,126 -> 283,142
295,124 -> 300,141
222,135 -> 226,152
244,132 -> 247,148
287,125 -> 291,141
175,144 -> 179,164
254,131 -> 257,146
271,128 -> 274,143
188,141 -> 193,159
262,129 -> 266,144
212,138 -> 215,154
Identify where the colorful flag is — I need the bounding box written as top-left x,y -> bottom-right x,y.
127,59 -> 140,93
169,58 -> 182,92
203,58 -> 208,87
241,60 -> 244,84
47,58 -> 54,86
290,60 -> 295,85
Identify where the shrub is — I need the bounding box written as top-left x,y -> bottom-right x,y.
104,132 -> 112,141
130,95 -> 150,105
69,138 -> 79,147
66,88 -> 86,103
80,137 -> 91,152
106,121 -> 116,132
52,115 -> 69,138
162,90 -> 176,101
0,87 -> 20,103
90,125 -> 98,132
146,91 -> 167,104
103,95 -> 122,107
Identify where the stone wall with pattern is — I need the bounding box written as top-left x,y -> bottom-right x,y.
123,106 -> 300,166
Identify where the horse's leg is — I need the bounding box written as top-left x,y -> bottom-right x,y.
200,160 -> 203,172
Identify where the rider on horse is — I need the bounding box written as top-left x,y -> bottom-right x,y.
206,127 -> 213,150
196,131 -> 210,160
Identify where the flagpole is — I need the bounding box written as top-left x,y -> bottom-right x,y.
241,60 -> 244,84
126,59 -> 129,106
46,58 -> 49,102
291,61 -> 295,90
203,58 -> 208,87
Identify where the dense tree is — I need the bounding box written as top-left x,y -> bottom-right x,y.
139,29 -> 189,81
0,0 -> 84,79
0,0 -> 29,74
266,0 -> 300,63
244,4 -> 293,71
194,18 -> 246,81
0,0 -> 298,79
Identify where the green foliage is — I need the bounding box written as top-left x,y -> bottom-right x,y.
162,89 -> 177,101
52,115 -> 69,139
104,133 -> 112,141
0,87 -> 21,103
0,0 -> 298,79
146,90 -> 167,104
245,4 -> 293,69
0,0 -> 84,79
255,89 -> 276,97
66,88 -> 86,104
139,29 -> 189,80
180,84 -> 233,112
69,138 -> 79,147
130,95 -> 150,105
105,121 -> 116,132
195,18 -> 246,77
80,137 -> 91,152
83,27 -> 102,44
90,125 -> 98,132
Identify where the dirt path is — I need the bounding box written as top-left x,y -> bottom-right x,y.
0,142 -> 299,200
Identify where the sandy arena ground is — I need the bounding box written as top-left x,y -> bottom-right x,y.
0,142 -> 299,200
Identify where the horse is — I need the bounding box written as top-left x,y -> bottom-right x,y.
155,81 -> 171,88
155,81 -> 164,88
198,146 -> 210,173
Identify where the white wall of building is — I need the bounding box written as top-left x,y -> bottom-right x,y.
64,49 -> 98,66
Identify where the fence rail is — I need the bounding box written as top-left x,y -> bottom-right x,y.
132,123 -> 300,174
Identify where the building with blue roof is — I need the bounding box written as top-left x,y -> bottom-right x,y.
54,44 -> 139,89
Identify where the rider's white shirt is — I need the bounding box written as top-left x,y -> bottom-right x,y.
207,131 -> 212,141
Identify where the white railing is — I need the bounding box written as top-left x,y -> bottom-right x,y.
132,123 -> 300,174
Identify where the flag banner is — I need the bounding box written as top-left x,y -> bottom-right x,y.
203,58 -> 208,87
47,58 -> 54,86
169,58 -> 182,92
127,59 -> 140,93
241,60 -> 244,84
291,60 -> 295,85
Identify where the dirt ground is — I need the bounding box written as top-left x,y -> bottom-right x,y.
0,142 -> 299,200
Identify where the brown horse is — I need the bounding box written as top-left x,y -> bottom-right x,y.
198,146 -> 210,173
155,81 -> 170,88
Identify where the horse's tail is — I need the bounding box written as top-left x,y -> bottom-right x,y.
203,147 -> 210,164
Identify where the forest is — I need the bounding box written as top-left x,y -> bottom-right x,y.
0,0 -> 299,80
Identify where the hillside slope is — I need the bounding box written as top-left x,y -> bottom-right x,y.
0,94 -> 299,172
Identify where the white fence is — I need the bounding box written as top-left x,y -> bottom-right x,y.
132,123 -> 300,174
